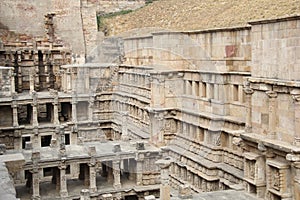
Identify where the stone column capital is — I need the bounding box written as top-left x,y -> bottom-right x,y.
58,163 -> 67,170
266,90 -> 277,98
286,153 -> 300,162
243,87 -> 254,95
292,94 -> 300,103
155,158 -> 173,169
11,101 -> 18,108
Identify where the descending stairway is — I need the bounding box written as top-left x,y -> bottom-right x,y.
95,37 -> 124,92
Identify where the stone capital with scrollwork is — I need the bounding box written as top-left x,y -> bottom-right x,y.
266,90 -> 277,98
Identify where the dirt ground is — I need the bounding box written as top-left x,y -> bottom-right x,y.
104,0 -> 300,36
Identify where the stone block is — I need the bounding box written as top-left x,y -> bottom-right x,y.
144,195 -> 156,200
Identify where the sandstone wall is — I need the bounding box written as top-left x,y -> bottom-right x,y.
251,16 -> 300,80
123,28 -> 252,72
0,0 -> 146,59
248,16 -> 300,144
0,0 -> 85,56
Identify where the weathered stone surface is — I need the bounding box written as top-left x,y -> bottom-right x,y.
0,3 -> 299,200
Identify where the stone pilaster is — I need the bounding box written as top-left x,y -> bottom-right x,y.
156,158 -> 172,200
136,154 -> 144,186
121,111 -> 129,141
266,91 -> 277,139
71,124 -> 78,145
72,92 -> 78,123
107,162 -> 113,184
59,164 -> 68,198
14,130 -> 22,150
88,163 -> 97,193
294,162 -> 300,200
243,86 -> 254,133
148,110 -> 165,147
59,125 -> 66,158
10,69 -> 16,94
31,91 -> 38,127
291,93 -> 300,146
113,160 -> 121,189
32,169 -> 40,200
66,69 -> 72,92
88,95 -> 94,121
11,100 -> 19,127
192,81 -> 196,96
30,74 -> 35,93
286,154 -> 300,200
31,151 -> 40,200
52,92 -> 59,125
88,146 -> 97,193
17,59 -> 23,93
32,128 -> 39,149
150,75 -> 165,107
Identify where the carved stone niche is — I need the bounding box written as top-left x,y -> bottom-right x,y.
266,159 -> 291,199
243,152 -> 266,198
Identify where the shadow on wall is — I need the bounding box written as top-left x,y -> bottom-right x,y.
0,21 -> 9,30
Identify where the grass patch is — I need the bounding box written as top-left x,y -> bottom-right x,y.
97,0 -> 158,35
97,10 -> 133,34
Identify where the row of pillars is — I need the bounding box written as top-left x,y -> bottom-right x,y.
29,160 -> 123,199
10,91 -> 95,127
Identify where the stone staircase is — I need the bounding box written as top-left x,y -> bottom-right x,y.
87,37 -> 124,64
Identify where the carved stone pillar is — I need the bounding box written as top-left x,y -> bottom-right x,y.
243,86 -> 254,133
11,101 -> 19,127
52,95 -> 59,125
14,130 -> 22,150
88,96 -> 94,121
10,69 -> 16,94
72,94 -> 78,123
32,169 -> 40,200
59,164 -> 68,198
121,112 -> 129,141
31,151 -> 40,200
150,75 -> 165,107
59,125 -> 66,158
292,93 -> 300,146
286,154 -> 300,200
30,74 -> 35,93
71,124 -> 78,145
149,110 -> 165,147
88,163 -> 97,193
192,81 -> 196,96
266,91 -> 277,139
113,160 -> 121,189
156,158 -> 172,200
66,70 -> 72,92
294,162 -> 300,200
32,92 -> 39,127
33,128 -> 39,149
107,162 -> 113,184
88,146 -> 97,193
136,154 -> 144,186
